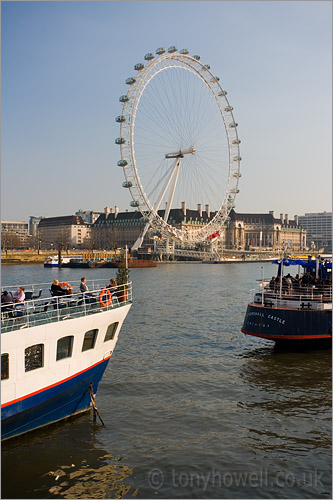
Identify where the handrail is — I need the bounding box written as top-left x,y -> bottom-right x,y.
1,278 -> 120,294
1,281 -> 133,334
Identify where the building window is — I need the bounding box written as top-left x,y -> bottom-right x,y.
82,329 -> 98,351
104,322 -> 119,342
25,344 -> 44,372
56,336 -> 74,361
1,353 -> 9,380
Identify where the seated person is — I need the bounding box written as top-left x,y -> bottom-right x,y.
80,277 -> 89,293
1,291 -> 14,314
13,286 -> 25,303
51,279 -> 70,296
106,278 -> 118,297
80,277 -> 95,299
269,277 -> 276,290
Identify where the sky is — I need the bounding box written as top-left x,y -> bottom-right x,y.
1,0 -> 332,223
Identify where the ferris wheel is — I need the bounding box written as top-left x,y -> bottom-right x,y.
115,46 -> 241,246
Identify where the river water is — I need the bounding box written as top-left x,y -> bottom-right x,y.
1,263 -> 331,499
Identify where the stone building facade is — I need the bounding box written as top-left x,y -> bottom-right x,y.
226,210 -> 307,251
1,221 -> 29,249
92,206 -> 307,252
38,215 -> 90,249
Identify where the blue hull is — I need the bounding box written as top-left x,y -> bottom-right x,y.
242,303 -> 332,343
1,358 -> 110,440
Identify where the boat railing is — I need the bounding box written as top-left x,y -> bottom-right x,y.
1,280 -> 133,334
1,278 -> 123,296
255,281 -> 332,306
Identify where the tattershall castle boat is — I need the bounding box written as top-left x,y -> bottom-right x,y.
1,278 -> 132,440
241,257 -> 332,345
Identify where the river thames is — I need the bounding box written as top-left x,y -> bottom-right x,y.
1,262 -> 331,499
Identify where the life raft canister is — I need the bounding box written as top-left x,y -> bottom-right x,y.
99,289 -> 112,307
59,282 -> 73,294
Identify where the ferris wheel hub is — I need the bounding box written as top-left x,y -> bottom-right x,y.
165,146 -> 195,159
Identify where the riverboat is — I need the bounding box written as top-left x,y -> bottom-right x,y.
241,257 -> 332,345
1,278 -> 132,440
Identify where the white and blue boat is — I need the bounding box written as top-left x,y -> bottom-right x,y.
1,278 -> 132,440
43,256 -> 71,267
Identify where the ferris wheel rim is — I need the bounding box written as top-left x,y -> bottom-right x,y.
117,49 -> 241,243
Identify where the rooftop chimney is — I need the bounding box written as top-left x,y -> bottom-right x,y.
280,213 -> 283,222
285,213 -> 289,225
115,205 -> 119,218
269,210 -> 274,216
181,201 -> 186,218
104,206 -> 110,215
294,215 -> 299,225
205,204 -> 210,218
197,203 -> 202,218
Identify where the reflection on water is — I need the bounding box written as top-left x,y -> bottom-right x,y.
1,263 -> 332,499
2,414 -> 136,499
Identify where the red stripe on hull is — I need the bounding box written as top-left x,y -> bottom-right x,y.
241,329 -> 332,340
1,356 -> 111,408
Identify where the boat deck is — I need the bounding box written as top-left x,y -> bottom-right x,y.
1,280 -> 132,334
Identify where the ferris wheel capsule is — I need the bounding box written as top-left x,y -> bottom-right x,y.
119,95 -> 129,103
125,77 -> 136,85
115,137 -> 126,145
156,47 -> 166,55
134,63 -> 144,71
168,46 -> 177,53
180,49 -> 189,55
192,55 -> 200,60
117,160 -> 128,167
115,115 -> 126,123
144,53 -> 154,61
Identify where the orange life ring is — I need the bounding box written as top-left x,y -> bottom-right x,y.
99,289 -> 111,307
59,282 -> 73,295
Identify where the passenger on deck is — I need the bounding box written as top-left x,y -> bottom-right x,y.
1,291 -> 14,317
301,272 -> 312,285
51,280 -> 69,296
13,286 -> 25,302
107,278 -> 118,298
1,291 -> 14,305
80,277 -> 88,293
269,277 -> 276,290
285,274 -> 293,288
80,277 -> 95,299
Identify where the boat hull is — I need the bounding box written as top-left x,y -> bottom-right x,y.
241,303 -> 332,343
1,358 -> 110,441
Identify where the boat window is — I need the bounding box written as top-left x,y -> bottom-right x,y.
1,353 -> 9,380
56,336 -> 74,361
82,329 -> 98,352
25,344 -> 44,372
104,322 -> 119,342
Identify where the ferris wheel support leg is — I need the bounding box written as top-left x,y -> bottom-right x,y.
132,222 -> 150,251
154,158 -> 179,214
164,157 -> 181,223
